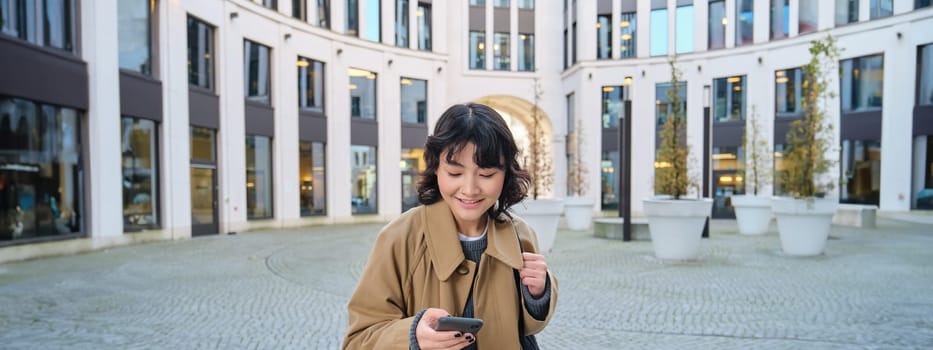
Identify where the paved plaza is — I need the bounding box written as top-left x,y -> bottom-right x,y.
1,216 -> 932,349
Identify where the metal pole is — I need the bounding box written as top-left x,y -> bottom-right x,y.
702,105 -> 711,238
619,99 -> 632,241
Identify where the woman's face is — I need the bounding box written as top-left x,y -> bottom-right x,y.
437,143 -> 505,236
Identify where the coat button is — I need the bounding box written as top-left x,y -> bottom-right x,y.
456,265 -> 470,275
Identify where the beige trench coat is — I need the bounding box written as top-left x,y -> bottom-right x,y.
342,201 -> 558,349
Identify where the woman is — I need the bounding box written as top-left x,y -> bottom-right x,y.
343,103 -> 558,349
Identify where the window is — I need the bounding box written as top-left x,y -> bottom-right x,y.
395,0 -> 408,47
840,54 -> 884,112
346,0 -> 358,36
299,142 -> 326,216
650,8 -> 668,56
349,68 -> 377,119
469,31 -> 486,70
417,2 -> 431,50
363,0 -> 381,42
919,0 -> 933,9
518,33 -> 534,71
246,135 -> 273,219
597,15 -> 611,59
314,0 -> 331,28
775,68 -> 803,116
601,151 -> 619,209
351,145 -> 377,214
293,0 -> 306,20
675,5 -> 694,54
571,22 -> 577,64
566,92 -> 576,196
713,76 -> 746,122
708,0 -> 726,50
712,146 -> 745,218
252,0 -> 276,9
773,144 -> 787,195
840,139 -> 881,205
0,97 -> 83,242
836,0 -> 858,26
620,12 -> 636,58
870,0 -> 893,19
244,40 -> 271,104
119,0 -> 153,75
470,0 -> 485,5
401,77 -> 426,124
771,0 -> 789,40
601,85 -> 624,128
736,0 -> 754,46
1,0 -> 75,52
494,0 -> 509,8
298,57 -> 325,112
563,29 -> 569,68
401,148 -> 424,212
187,16 -> 214,90
656,82 -> 687,127
493,32 -> 510,71
121,116 -> 159,229
799,0 -> 818,34
920,44 -> 933,106
518,0 -> 534,9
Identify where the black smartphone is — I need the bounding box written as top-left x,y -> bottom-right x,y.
435,316 -> 484,333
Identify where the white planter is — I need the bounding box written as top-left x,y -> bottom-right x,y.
731,195 -> 772,235
642,197 -> 713,260
772,197 -> 838,256
510,198 -> 565,253
563,196 -> 595,231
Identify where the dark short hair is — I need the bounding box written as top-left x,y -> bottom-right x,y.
418,103 -> 530,220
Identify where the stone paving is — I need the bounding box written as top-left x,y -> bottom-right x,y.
1,217 -> 932,349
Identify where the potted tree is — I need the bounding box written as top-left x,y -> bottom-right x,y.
511,77 -> 565,253
642,58 -> 713,260
772,35 -> 841,256
564,116 -> 594,231
731,105 -> 773,235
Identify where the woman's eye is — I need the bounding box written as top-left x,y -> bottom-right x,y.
480,172 -> 497,178
447,172 -> 462,177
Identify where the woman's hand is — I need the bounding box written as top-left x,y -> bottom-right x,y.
415,308 -> 476,350
520,252 -> 548,298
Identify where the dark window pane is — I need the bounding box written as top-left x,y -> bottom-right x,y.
298,57 -> 326,112
121,116 -> 159,229
246,134 -> 273,219
188,16 -> 214,90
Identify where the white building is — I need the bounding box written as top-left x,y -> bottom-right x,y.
1,0 -> 932,262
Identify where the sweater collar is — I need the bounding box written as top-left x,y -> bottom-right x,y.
422,201 -> 524,281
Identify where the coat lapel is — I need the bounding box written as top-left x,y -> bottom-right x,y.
422,202 -> 466,282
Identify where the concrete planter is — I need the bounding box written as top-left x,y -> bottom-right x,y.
510,198 -> 565,253
772,197 -> 838,256
731,195 -> 772,235
642,197 -> 713,260
563,196 -> 595,231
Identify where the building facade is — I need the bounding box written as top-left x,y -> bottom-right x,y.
1,0 -> 932,262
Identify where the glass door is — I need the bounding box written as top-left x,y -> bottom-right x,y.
190,166 -> 217,236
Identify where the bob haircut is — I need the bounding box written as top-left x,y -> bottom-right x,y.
418,103 -> 531,220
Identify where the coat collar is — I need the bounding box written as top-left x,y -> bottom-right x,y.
422,201 -> 524,281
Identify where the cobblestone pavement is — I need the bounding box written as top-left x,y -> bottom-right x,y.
1,217 -> 932,349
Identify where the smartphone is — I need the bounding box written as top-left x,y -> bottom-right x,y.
435,316 -> 484,333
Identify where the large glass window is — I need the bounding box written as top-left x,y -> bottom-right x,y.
469,31 -> 486,70
771,0 -> 789,40
244,40 -> 271,104
395,0 -> 408,47
346,0 -> 358,36
494,32 -> 510,71
650,8 -> 668,56
0,0 -> 35,41
799,0 -> 818,34
3,0 -> 75,52
840,54 -> 884,112
119,0 -> 153,75
293,0 -> 307,20
187,16 -> 214,90
675,5 -> 694,54
836,0 -> 859,26
775,68 -> 803,116
919,0 -> 933,9
713,76 -> 746,122
299,142 -> 326,216
314,0 -> 331,28
620,12 -> 636,58
401,77 -> 426,124
121,116 -> 159,229
597,14 -> 611,59
349,68 -> 377,119
736,0 -> 754,46
363,0 -> 381,42
417,2 -> 431,51
401,148 -> 425,212
601,151 -> 619,210
351,145 -> 377,214
601,85 -> 624,128
518,33 -> 534,71
42,0 -> 74,51
572,22 -> 577,64
840,140 -> 881,205
0,97 -> 83,242
712,146 -> 745,218
298,57 -> 325,112
246,135 -> 273,219
869,0 -> 893,19
656,82 -> 687,127
566,92 -> 577,196
708,0 -> 726,50
920,44 -> 933,106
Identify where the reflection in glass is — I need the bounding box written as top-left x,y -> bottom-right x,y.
773,144 -> 787,196
418,2 -> 431,50
300,142 -> 327,216
915,136 -> 933,209
799,0 -> 818,34
363,0 -> 381,42
349,68 -> 377,119
190,127 -> 215,163
840,54 -> 884,112
770,0 -> 789,40
655,82 -> 687,127
469,31 -> 486,69
775,68 -> 803,116
190,167 -> 215,226
246,135 -> 273,219
597,15 -> 611,59
601,151 -> 619,210
43,0 -> 74,51
351,145 -> 377,214
736,0 -> 754,46
244,40 -> 272,104
601,86 -> 623,128
836,0 -> 858,26
346,0 -> 358,36
675,5 -> 693,54
920,44 -> 933,106
708,1 -> 726,50
401,77 -> 427,124
620,12 -> 637,58
712,146 -> 745,218
518,33 -> 534,71
401,148 -> 425,212
840,139 -> 881,205
316,0 -> 331,28
396,0 -> 408,47
188,16 -> 214,90
298,57 -> 326,112
118,0 -> 152,75
713,76 -> 746,123
869,0 -> 893,19
494,32 -> 510,71
649,9 -> 667,56
121,117 -> 159,229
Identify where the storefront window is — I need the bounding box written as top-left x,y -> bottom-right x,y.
401,77 -> 427,124
121,116 -> 159,229
401,148 -> 425,212
300,142 -> 326,216
349,68 -> 377,119
351,145 -> 377,214
0,97 -> 83,242
601,151 -> 619,210
712,146 -> 745,218
246,135 -> 273,219
840,139 -> 881,205
713,76 -> 746,122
